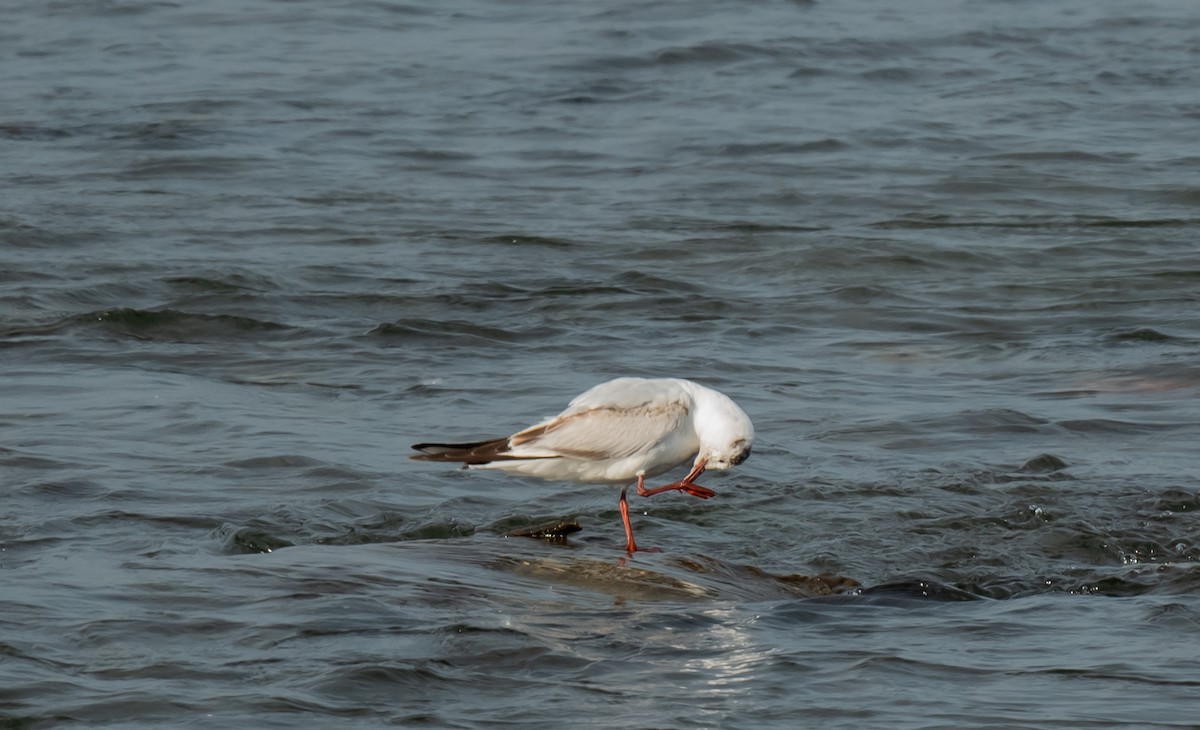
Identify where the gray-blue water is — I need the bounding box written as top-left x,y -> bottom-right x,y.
4,0 -> 1200,727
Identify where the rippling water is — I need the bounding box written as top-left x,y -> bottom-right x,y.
4,0 -> 1200,727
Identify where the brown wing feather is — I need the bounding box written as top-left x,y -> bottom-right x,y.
507,402 -> 689,460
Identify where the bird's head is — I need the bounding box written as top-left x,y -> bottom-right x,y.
689,383 -> 755,471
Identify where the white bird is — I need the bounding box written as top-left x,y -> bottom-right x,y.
410,377 -> 754,552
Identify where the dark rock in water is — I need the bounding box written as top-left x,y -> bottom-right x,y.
506,519 -> 583,541
1019,453 -> 1069,473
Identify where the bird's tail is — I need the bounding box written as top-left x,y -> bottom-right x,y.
409,438 -> 512,465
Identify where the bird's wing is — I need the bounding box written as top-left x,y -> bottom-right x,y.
565,377 -> 686,411
508,399 -> 691,460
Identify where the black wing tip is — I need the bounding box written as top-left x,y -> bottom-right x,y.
409,442 -> 445,462
410,441 -> 449,453
408,438 -> 508,465
408,438 -> 563,466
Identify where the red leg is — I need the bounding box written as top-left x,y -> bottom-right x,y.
620,465 -> 714,553
618,485 -> 638,553
636,459 -> 716,500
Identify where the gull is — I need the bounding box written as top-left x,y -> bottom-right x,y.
410,377 -> 754,553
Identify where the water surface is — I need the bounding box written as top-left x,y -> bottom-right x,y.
3,0 -> 1200,727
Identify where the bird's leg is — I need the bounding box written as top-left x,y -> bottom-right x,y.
621,472 -> 694,554
636,459 -> 716,500
618,485 -> 638,553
